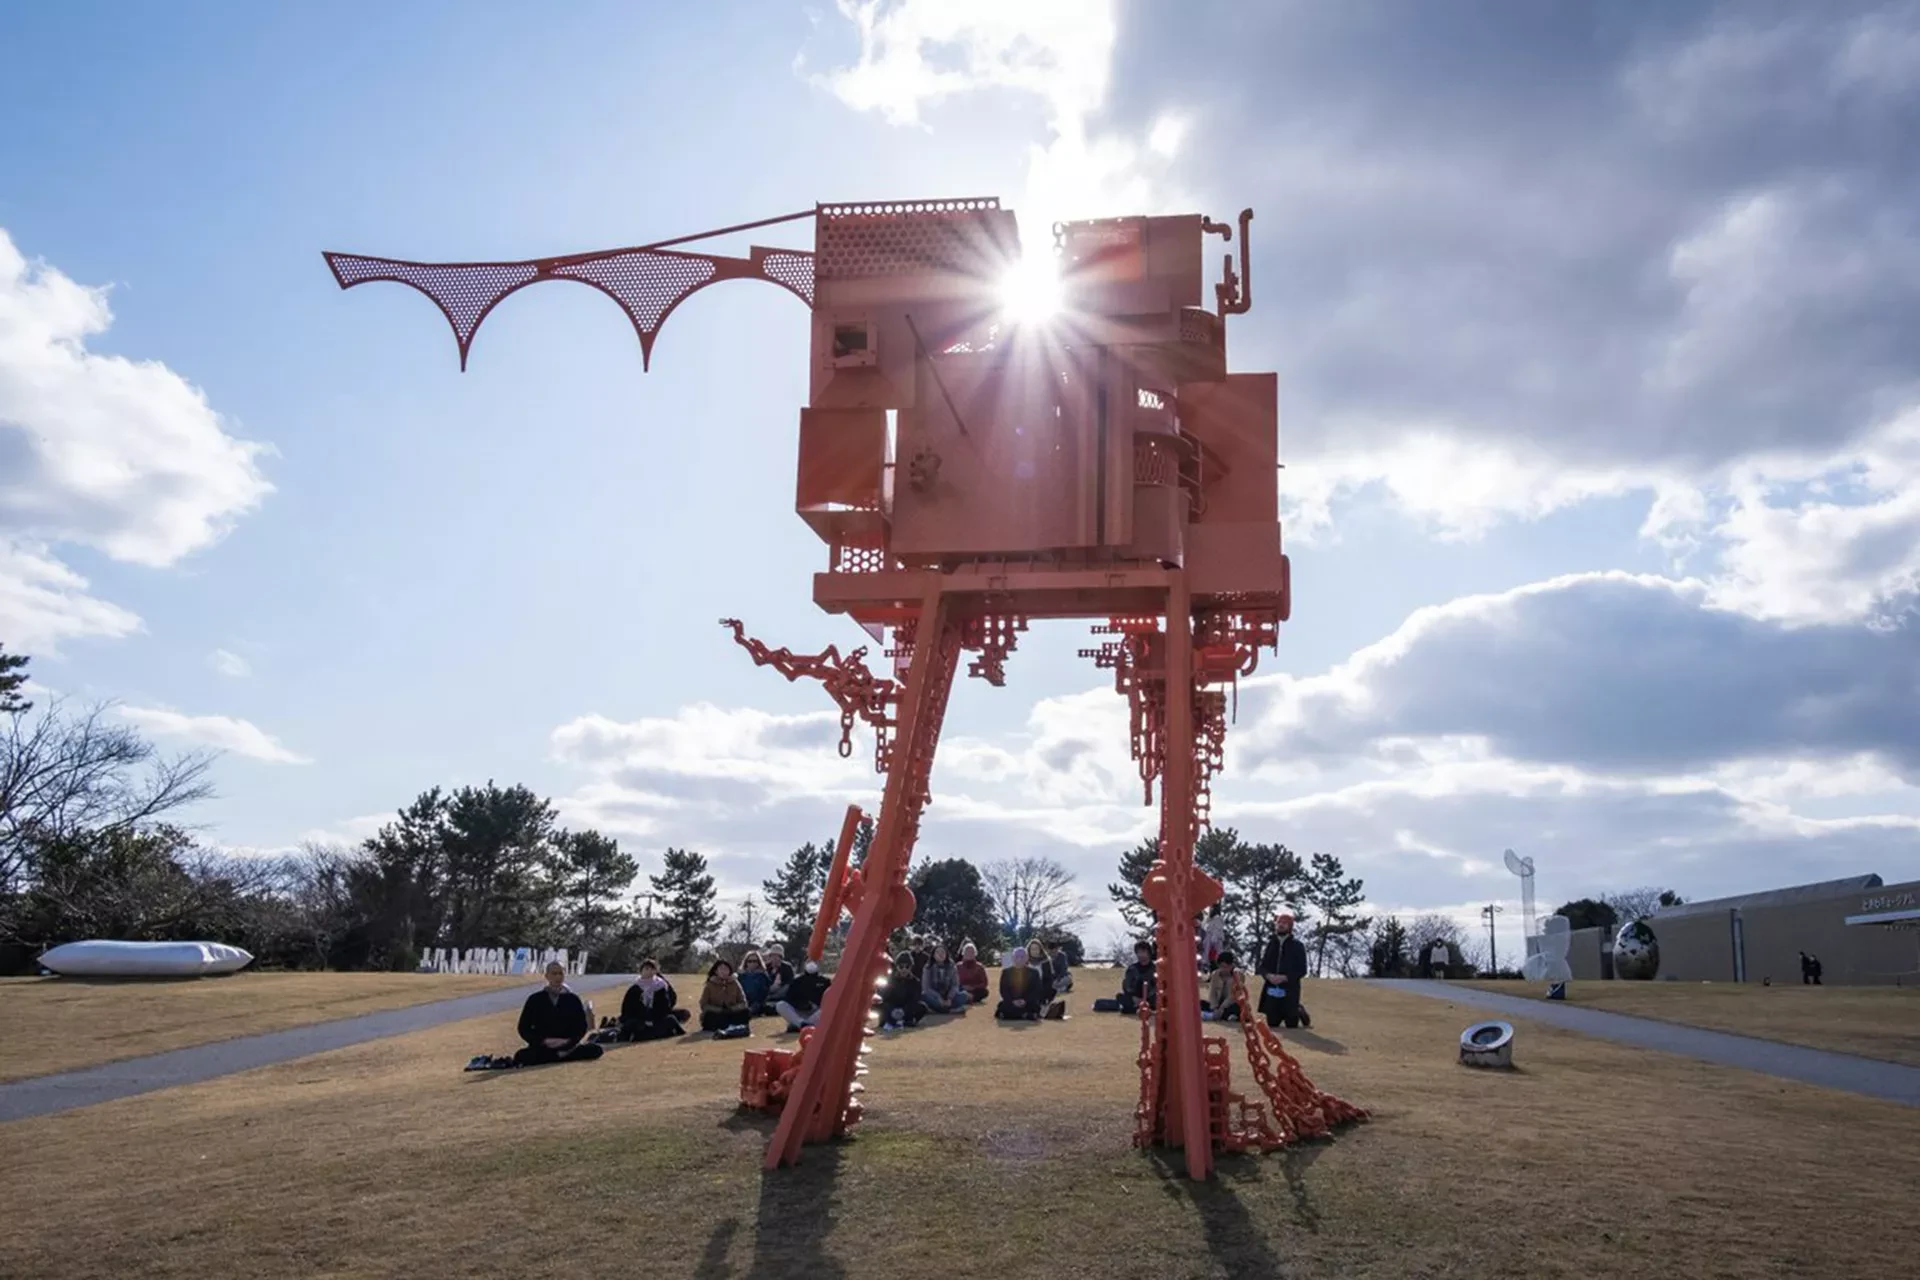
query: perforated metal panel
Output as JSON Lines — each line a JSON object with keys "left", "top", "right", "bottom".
{"left": 761, "top": 251, "right": 815, "bottom": 305}
{"left": 324, "top": 246, "right": 815, "bottom": 370}
{"left": 549, "top": 251, "right": 717, "bottom": 368}
{"left": 816, "top": 199, "right": 1015, "bottom": 283}
{"left": 325, "top": 255, "right": 540, "bottom": 369}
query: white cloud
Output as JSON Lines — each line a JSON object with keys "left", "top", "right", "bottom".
{"left": 1701, "top": 410, "right": 1920, "bottom": 626}
{"left": 0, "top": 538, "right": 141, "bottom": 653}
{"left": 816, "top": 0, "right": 1191, "bottom": 231}
{"left": 208, "top": 648, "right": 252, "bottom": 678}
{"left": 116, "top": 705, "right": 311, "bottom": 765}
{"left": 296, "top": 812, "right": 391, "bottom": 848}
{"left": 0, "top": 227, "right": 271, "bottom": 652}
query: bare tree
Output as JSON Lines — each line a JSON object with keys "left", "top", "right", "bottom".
{"left": 1, "top": 699, "right": 215, "bottom": 936}
{"left": 981, "top": 856, "right": 1091, "bottom": 941}
{"left": 1603, "top": 886, "right": 1677, "bottom": 924}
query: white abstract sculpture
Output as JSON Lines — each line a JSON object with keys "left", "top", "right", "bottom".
{"left": 1503, "top": 848, "right": 1537, "bottom": 954}
{"left": 1522, "top": 914, "right": 1574, "bottom": 985}
{"left": 39, "top": 940, "right": 253, "bottom": 977}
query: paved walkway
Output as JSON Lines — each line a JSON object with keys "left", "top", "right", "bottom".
{"left": 0, "top": 973, "right": 634, "bottom": 1124}
{"left": 1376, "top": 979, "right": 1920, "bottom": 1107}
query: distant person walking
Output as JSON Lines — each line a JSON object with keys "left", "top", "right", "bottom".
{"left": 1800, "top": 951, "right": 1824, "bottom": 985}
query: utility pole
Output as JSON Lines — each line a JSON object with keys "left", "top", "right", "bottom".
{"left": 1480, "top": 903, "right": 1504, "bottom": 975}
{"left": 742, "top": 894, "right": 760, "bottom": 945}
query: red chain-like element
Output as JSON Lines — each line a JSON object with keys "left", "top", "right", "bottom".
{"left": 721, "top": 618, "right": 900, "bottom": 772}
{"left": 1133, "top": 1000, "right": 1162, "bottom": 1148}
{"left": 962, "top": 614, "right": 1027, "bottom": 687}
{"left": 1228, "top": 972, "right": 1369, "bottom": 1144}
{"left": 1092, "top": 604, "right": 1364, "bottom": 1161}
{"left": 1079, "top": 617, "right": 1167, "bottom": 804}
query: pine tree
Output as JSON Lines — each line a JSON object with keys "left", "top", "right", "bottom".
{"left": 1299, "top": 851, "right": 1367, "bottom": 977}
{"left": 651, "top": 847, "right": 719, "bottom": 966}
{"left": 0, "top": 643, "right": 30, "bottom": 714}
{"left": 762, "top": 839, "right": 831, "bottom": 954}
{"left": 1108, "top": 836, "right": 1160, "bottom": 934}
{"left": 554, "top": 828, "right": 638, "bottom": 956}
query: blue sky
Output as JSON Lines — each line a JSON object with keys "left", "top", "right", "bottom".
{"left": 3, "top": 1, "right": 1917, "bottom": 960}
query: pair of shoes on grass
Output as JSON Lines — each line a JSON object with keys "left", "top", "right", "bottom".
{"left": 464, "top": 1054, "right": 518, "bottom": 1072}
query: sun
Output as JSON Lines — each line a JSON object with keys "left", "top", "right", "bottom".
{"left": 997, "top": 255, "right": 1064, "bottom": 325}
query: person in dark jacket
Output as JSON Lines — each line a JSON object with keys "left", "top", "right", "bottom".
{"left": 763, "top": 942, "right": 796, "bottom": 1007}
{"left": 1116, "top": 940, "right": 1157, "bottom": 1014}
{"left": 1256, "top": 911, "right": 1310, "bottom": 1029}
{"left": 514, "top": 961, "right": 604, "bottom": 1065}
{"left": 995, "top": 946, "right": 1045, "bottom": 1020}
{"left": 737, "top": 950, "right": 773, "bottom": 1015}
{"left": 776, "top": 959, "right": 831, "bottom": 1031}
{"left": 618, "top": 958, "right": 690, "bottom": 1041}
{"left": 879, "top": 952, "right": 929, "bottom": 1028}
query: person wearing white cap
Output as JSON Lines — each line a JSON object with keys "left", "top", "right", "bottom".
{"left": 1255, "top": 910, "right": 1311, "bottom": 1030}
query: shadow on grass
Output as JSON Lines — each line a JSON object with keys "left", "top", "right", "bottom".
{"left": 1284, "top": 1029, "right": 1349, "bottom": 1055}
{"left": 747, "top": 1143, "right": 847, "bottom": 1280}
{"left": 1148, "top": 1144, "right": 1329, "bottom": 1280}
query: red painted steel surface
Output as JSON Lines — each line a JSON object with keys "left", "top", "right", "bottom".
{"left": 326, "top": 199, "right": 1363, "bottom": 1178}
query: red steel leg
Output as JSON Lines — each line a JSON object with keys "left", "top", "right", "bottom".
{"left": 766, "top": 588, "right": 959, "bottom": 1169}
{"left": 1143, "top": 574, "right": 1219, "bottom": 1180}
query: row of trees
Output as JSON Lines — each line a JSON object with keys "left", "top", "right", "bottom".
{"left": 1108, "top": 829, "right": 1370, "bottom": 976}
{"left": 1554, "top": 888, "right": 1685, "bottom": 933}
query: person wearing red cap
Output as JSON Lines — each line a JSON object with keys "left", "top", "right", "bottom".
{"left": 1256, "top": 910, "right": 1311, "bottom": 1029}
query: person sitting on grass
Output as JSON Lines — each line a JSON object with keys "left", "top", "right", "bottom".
{"left": 512, "top": 961, "right": 604, "bottom": 1065}
{"left": 618, "top": 958, "right": 690, "bottom": 1041}
{"left": 1028, "top": 938, "right": 1069, "bottom": 1020}
{"left": 909, "top": 934, "right": 935, "bottom": 982}
{"left": 699, "top": 959, "right": 753, "bottom": 1034}
{"left": 921, "top": 942, "right": 968, "bottom": 1014}
{"left": 879, "top": 952, "right": 929, "bottom": 1028}
{"left": 763, "top": 942, "right": 796, "bottom": 1007}
{"left": 776, "top": 959, "right": 831, "bottom": 1031}
{"left": 1116, "top": 941, "right": 1157, "bottom": 1015}
{"left": 1202, "top": 951, "right": 1241, "bottom": 1022}
{"left": 955, "top": 941, "right": 991, "bottom": 1006}
{"left": 995, "top": 946, "right": 1045, "bottom": 1021}
{"left": 737, "top": 950, "right": 773, "bottom": 1016}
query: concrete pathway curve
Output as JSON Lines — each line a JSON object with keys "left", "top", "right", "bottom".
{"left": 1376, "top": 979, "right": 1920, "bottom": 1107}
{"left": 0, "top": 973, "right": 634, "bottom": 1124}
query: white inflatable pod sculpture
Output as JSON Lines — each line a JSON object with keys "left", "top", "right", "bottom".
{"left": 38, "top": 940, "right": 253, "bottom": 977}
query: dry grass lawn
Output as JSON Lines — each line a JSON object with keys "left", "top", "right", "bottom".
{"left": 3, "top": 979, "right": 1917, "bottom": 1279}
{"left": 1463, "top": 979, "right": 1920, "bottom": 1067}
{"left": 0, "top": 972, "right": 528, "bottom": 1081}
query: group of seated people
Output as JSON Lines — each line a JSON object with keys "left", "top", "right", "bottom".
{"left": 1097, "top": 910, "right": 1312, "bottom": 1030}
{"left": 474, "top": 932, "right": 1087, "bottom": 1069}
{"left": 673, "top": 944, "right": 835, "bottom": 1038}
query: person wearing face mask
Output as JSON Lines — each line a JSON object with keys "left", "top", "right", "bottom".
{"left": 618, "top": 957, "right": 690, "bottom": 1041}
{"left": 775, "top": 958, "right": 832, "bottom": 1031}
{"left": 1256, "top": 911, "right": 1311, "bottom": 1030}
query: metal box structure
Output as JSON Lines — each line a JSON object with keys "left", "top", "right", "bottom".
{"left": 325, "top": 195, "right": 1361, "bottom": 1182}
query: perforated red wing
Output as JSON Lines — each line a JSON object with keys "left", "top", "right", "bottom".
{"left": 323, "top": 246, "right": 813, "bottom": 370}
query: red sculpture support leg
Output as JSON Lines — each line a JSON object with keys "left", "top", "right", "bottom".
{"left": 1141, "top": 576, "right": 1223, "bottom": 1181}
{"left": 765, "top": 588, "right": 960, "bottom": 1169}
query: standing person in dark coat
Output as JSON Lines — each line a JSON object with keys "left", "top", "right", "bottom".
{"left": 1256, "top": 911, "right": 1310, "bottom": 1030}
{"left": 514, "top": 961, "right": 604, "bottom": 1065}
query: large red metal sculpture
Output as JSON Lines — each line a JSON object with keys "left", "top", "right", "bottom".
{"left": 327, "top": 196, "right": 1364, "bottom": 1179}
